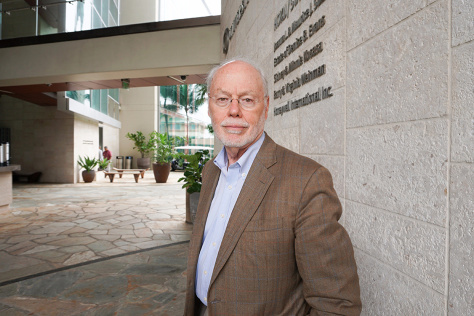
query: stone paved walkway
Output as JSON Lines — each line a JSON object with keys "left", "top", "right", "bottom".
{"left": 0, "top": 171, "right": 191, "bottom": 314}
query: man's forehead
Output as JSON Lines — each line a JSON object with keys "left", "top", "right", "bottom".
{"left": 216, "top": 60, "right": 258, "bottom": 76}
{"left": 214, "top": 88, "right": 258, "bottom": 96}
{"left": 211, "top": 62, "right": 264, "bottom": 92}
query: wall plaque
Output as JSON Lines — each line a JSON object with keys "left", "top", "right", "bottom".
{"left": 273, "top": 0, "right": 331, "bottom": 116}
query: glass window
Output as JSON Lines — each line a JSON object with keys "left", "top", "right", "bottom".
{"left": 101, "top": 0, "right": 109, "bottom": 20}
{"left": 159, "top": 84, "right": 212, "bottom": 148}
{"left": 108, "top": 89, "right": 119, "bottom": 103}
{"left": 109, "top": 0, "right": 118, "bottom": 23}
{"left": 1, "top": 0, "right": 222, "bottom": 40}
{"left": 91, "top": 7, "right": 103, "bottom": 29}
{"left": 91, "top": 90, "right": 100, "bottom": 111}
{"left": 1, "top": 0, "right": 36, "bottom": 39}
{"left": 100, "top": 89, "right": 108, "bottom": 114}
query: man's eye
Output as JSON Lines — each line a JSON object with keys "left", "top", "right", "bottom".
{"left": 242, "top": 98, "right": 254, "bottom": 103}
{"left": 217, "top": 97, "right": 229, "bottom": 102}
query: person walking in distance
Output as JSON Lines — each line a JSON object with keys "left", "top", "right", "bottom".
{"left": 102, "top": 146, "right": 112, "bottom": 171}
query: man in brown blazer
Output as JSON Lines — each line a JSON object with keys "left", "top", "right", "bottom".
{"left": 185, "top": 58, "right": 361, "bottom": 315}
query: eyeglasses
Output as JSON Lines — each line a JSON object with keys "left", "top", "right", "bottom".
{"left": 209, "top": 95, "right": 261, "bottom": 109}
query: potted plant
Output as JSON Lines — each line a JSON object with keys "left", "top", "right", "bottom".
{"left": 125, "top": 131, "right": 157, "bottom": 169}
{"left": 152, "top": 132, "right": 177, "bottom": 183}
{"left": 78, "top": 155, "right": 98, "bottom": 183}
{"left": 178, "top": 150, "right": 210, "bottom": 223}
{"left": 97, "top": 158, "right": 109, "bottom": 171}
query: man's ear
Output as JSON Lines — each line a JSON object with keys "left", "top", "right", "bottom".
{"left": 264, "top": 96, "right": 270, "bottom": 119}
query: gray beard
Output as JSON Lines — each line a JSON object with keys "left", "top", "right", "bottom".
{"left": 212, "top": 111, "right": 266, "bottom": 148}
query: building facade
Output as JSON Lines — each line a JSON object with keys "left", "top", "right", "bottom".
{"left": 219, "top": 0, "right": 472, "bottom": 315}
{"left": 0, "top": 0, "right": 472, "bottom": 315}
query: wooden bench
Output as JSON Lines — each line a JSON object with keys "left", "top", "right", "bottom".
{"left": 103, "top": 171, "right": 142, "bottom": 183}
{"left": 112, "top": 168, "right": 148, "bottom": 178}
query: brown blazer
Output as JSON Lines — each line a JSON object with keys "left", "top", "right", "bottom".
{"left": 185, "top": 135, "right": 361, "bottom": 315}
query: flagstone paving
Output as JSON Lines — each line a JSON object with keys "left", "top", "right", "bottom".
{"left": 0, "top": 242, "right": 189, "bottom": 315}
{"left": 0, "top": 171, "right": 192, "bottom": 314}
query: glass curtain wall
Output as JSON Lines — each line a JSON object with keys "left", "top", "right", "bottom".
{"left": 0, "top": 0, "right": 220, "bottom": 40}
{"left": 66, "top": 89, "right": 120, "bottom": 120}
{"left": 0, "top": 0, "right": 119, "bottom": 40}
{"left": 159, "top": 84, "right": 213, "bottom": 150}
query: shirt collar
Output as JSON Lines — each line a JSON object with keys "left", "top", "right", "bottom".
{"left": 214, "top": 133, "right": 265, "bottom": 172}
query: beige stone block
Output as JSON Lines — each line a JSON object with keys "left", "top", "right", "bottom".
{"left": 272, "top": 127, "right": 299, "bottom": 153}
{"left": 354, "top": 249, "right": 444, "bottom": 316}
{"left": 452, "top": 0, "right": 474, "bottom": 46}
{"left": 346, "top": 201, "right": 445, "bottom": 292}
{"left": 256, "top": 0, "right": 275, "bottom": 40}
{"left": 255, "top": 11, "right": 274, "bottom": 67}
{"left": 346, "top": 120, "right": 448, "bottom": 226}
{"left": 347, "top": 0, "right": 438, "bottom": 49}
{"left": 451, "top": 41, "right": 474, "bottom": 163}
{"left": 448, "top": 163, "right": 474, "bottom": 315}
{"left": 303, "top": 18, "right": 346, "bottom": 91}
{"left": 347, "top": 1, "right": 448, "bottom": 127}
{"left": 300, "top": 87, "right": 344, "bottom": 155}
{"left": 272, "top": 103, "right": 300, "bottom": 130}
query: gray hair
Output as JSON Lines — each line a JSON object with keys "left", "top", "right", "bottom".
{"left": 206, "top": 57, "right": 269, "bottom": 97}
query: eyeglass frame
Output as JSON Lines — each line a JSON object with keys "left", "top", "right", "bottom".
{"left": 208, "top": 94, "right": 267, "bottom": 109}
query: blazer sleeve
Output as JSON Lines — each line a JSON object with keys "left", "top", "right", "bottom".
{"left": 295, "top": 166, "right": 362, "bottom": 315}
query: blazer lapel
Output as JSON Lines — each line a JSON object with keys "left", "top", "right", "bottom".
{"left": 210, "top": 135, "right": 277, "bottom": 286}
{"left": 193, "top": 162, "right": 220, "bottom": 231}
{"left": 187, "top": 162, "right": 220, "bottom": 286}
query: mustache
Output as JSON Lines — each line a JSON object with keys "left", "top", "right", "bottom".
{"left": 220, "top": 119, "right": 250, "bottom": 128}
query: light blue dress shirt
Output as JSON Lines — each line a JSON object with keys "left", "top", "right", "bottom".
{"left": 195, "top": 133, "right": 265, "bottom": 305}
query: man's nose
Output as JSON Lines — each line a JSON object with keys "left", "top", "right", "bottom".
{"left": 228, "top": 99, "right": 242, "bottom": 117}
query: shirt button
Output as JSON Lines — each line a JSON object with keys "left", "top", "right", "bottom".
{"left": 228, "top": 185, "right": 232, "bottom": 190}
{"left": 204, "top": 297, "right": 207, "bottom": 302}
{"left": 220, "top": 214, "right": 225, "bottom": 218}
{"left": 242, "top": 173, "right": 246, "bottom": 178}
{"left": 204, "top": 270, "right": 208, "bottom": 275}
{"left": 212, "top": 242, "right": 216, "bottom": 247}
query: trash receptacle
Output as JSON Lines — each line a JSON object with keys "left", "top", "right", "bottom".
{"left": 125, "top": 156, "right": 133, "bottom": 169}
{"left": 115, "top": 156, "right": 124, "bottom": 169}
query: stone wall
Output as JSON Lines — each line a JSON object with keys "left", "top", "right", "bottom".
{"left": 0, "top": 95, "right": 75, "bottom": 183}
{"left": 220, "top": 0, "right": 473, "bottom": 314}
{"left": 119, "top": 86, "right": 158, "bottom": 169}
{"left": 0, "top": 96, "right": 119, "bottom": 184}
{"left": 74, "top": 116, "right": 101, "bottom": 183}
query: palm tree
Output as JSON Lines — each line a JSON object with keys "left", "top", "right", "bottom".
{"left": 159, "top": 85, "right": 178, "bottom": 137}
{"left": 178, "top": 84, "right": 207, "bottom": 145}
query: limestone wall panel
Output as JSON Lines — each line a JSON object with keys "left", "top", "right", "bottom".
{"left": 345, "top": 201, "right": 445, "bottom": 292}
{"left": 452, "top": 0, "right": 474, "bottom": 46}
{"left": 347, "top": 0, "right": 438, "bottom": 50}
{"left": 272, "top": 105, "right": 300, "bottom": 130}
{"left": 451, "top": 41, "right": 474, "bottom": 163}
{"left": 347, "top": 1, "right": 449, "bottom": 128}
{"left": 354, "top": 249, "right": 444, "bottom": 316}
{"left": 300, "top": 87, "right": 344, "bottom": 155}
{"left": 74, "top": 117, "right": 100, "bottom": 183}
{"left": 271, "top": 127, "right": 299, "bottom": 153}
{"left": 0, "top": 96, "right": 75, "bottom": 183}
{"left": 346, "top": 120, "right": 448, "bottom": 226}
{"left": 448, "top": 164, "right": 474, "bottom": 315}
